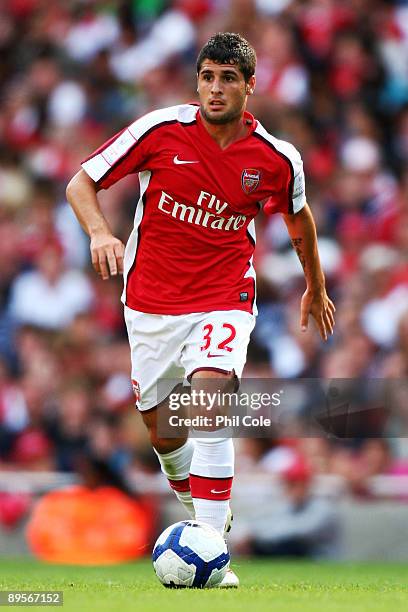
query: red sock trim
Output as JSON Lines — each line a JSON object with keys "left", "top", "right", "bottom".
{"left": 189, "top": 474, "right": 233, "bottom": 500}
{"left": 168, "top": 477, "right": 190, "bottom": 493}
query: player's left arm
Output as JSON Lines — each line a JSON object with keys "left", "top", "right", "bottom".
{"left": 282, "top": 203, "right": 335, "bottom": 341}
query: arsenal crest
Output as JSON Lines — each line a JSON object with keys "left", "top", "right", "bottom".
{"left": 241, "top": 168, "right": 261, "bottom": 194}
{"left": 131, "top": 379, "right": 141, "bottom": 404}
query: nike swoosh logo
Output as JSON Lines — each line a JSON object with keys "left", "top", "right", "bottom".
{"left": 210, "top": 489, "right": 230, "bottom": 494}
{"left": 173, "top": 155, "right": 199, "bottom": 165}
{"left": 207, "top": 353, "right": 224, "bottom": 358}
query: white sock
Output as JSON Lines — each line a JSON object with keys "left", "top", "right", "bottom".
{"left": 154, "top": 439, "right": 195, "bottom": 518}
{"left": 189, "top": 434, "right": 234, "bottom": 534}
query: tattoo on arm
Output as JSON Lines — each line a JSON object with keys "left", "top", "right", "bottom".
{"left": 291, "top": 237, "right": 306, "bottom": 271}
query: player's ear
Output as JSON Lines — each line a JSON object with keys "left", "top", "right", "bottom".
{"left": 246, "top": 75, "right": 256, "bottom": 95}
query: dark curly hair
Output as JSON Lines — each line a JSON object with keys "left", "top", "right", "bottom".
{"left": 196, "top": 32, "right": 256, "bottom": 82}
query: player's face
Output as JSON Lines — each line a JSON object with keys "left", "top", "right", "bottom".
{"left": 197, "top": 60, "right": 255, "bottom": 125}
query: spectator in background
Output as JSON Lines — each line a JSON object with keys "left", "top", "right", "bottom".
{"left": 255, "top": 19, "right": 309, "bottom": 107}
{"left": 248, "top": 457, "right": 341, "bottom": 558}
{"left": 45, "top": 381, "right": 91, "bottom": 473}
{"left": 8, "top": 241, "right": 94, "bottom": 330}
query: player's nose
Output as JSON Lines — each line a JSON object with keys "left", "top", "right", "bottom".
{"left": 210, "top": 79, "right": 222, "bottom": 94}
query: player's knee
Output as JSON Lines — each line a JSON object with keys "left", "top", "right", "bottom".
{"left": 191, "top": 368, "right": 236, "bottom": 388}
{"left": 190, "top": 369, "right": 237, "bottom": 428}
{"left": 190, "top": 369, "right": 237, "bottom": 403}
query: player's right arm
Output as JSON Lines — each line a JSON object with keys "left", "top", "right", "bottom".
{"left": 66, "top": 169, "right": 124, "bottom": 280}
{"left": 67, "top": 106, "right": 182, "bottom": 279}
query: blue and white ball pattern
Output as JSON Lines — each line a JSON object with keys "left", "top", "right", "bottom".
{"left": 152, "top": 520, "right": 230, "bottom": 588}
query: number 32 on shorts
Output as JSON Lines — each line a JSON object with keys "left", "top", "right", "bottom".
{"left": 200, "top": 323, "right": 236, "bottom": 353}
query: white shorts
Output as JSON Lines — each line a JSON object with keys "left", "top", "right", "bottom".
{"left": 124, "top": 307, "right": 255, "bottom": 411}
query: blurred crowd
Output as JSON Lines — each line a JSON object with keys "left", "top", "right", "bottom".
{"left": 1, "top": 0, "right": 408, "bottom": 532}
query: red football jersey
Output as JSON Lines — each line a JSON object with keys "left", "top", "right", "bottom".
{"left": 81, "top": 104, "right": 306, "bottom": 315}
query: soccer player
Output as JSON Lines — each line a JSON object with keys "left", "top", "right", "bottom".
{"left": 66, "top": 32, "right": 335, "bottom": 587}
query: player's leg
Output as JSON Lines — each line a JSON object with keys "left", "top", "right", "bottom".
{"left": 141, "top": 401, "right": 195, "bottom": 518}
{"left": 181, "top": 309, "right": 255, "bottom": 535}
{"left": 124, "top": 306, "right": 196, "bottom": 518}
{"left": 187, "top": 369, "right": 239, "bottom": 588}
{"left": 188, "top": 369, "right": 236, "bottom": 534}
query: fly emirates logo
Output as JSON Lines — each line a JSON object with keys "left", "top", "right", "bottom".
{"left": 157, "top": 190, "right": 247, "bottom": 231}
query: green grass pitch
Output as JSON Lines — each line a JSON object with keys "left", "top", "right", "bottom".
{"left": 0, "top": 558, "right": 407, "bottom": 612}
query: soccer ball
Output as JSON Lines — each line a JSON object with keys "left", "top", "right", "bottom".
{"left": 152, "top": 520, "right": 230, "bottom": 588}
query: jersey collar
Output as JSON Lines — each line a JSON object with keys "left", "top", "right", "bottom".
{"left": 195, "top": 108, "right": 257, "bottom": 153}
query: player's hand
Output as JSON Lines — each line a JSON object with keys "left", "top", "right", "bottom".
{"left": 300, "top": 287, "right": 335, "bottom": 341}
{"left": 90, "top": 232, "right": 125, "bottom": 280}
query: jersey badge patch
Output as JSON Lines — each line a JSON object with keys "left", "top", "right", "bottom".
{"left": 131, "top": 379, "right": 141, "bottom": 403}
{"left": 241, "top": 168, "right": 261, "bottom": 194}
